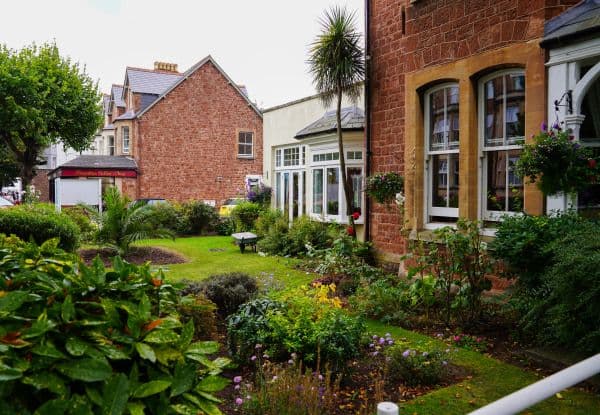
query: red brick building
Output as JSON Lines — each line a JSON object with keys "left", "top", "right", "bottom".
{"left": 106, "top": 57, "right": 263, "bottom": 205}
{"left": 366, "top": 0, "right": 580, "bottom": 263}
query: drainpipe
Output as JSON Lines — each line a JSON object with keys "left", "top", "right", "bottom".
{"left": 364, "top": 0, "right": 372, "bottom": 242}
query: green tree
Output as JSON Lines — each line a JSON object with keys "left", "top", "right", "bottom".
{"left": 0, "top": 42, "right": 102, "bottom": 188}
{"left": 0, "top": 143, "right": 20, "bottom": 188}
{"left": 308, "top": 6, "right": 365, "bottom": 234}
{"left": 86, "top": 187, "right": 174, "bottom": 255}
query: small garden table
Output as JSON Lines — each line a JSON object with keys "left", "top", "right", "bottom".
{"left": 231, "top": 232, "right": 258, "bottom": 253}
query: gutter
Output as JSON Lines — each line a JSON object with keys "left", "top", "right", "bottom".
{"left": 364, "top": 0, "right": 372, "bottom": 242}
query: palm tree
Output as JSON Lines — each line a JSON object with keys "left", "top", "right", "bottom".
{"left": 308, "top": 6, "right": 365, "bottom": 235}
{"left": 86, "top": 187, "right": 174, "bottom": 255}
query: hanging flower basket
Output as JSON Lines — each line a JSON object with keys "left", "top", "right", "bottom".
{"left": 365, "top": 172, "right": 404, "bottom": 204}
{"left": 516, "top": 125, "right": 599, "bottom": 195}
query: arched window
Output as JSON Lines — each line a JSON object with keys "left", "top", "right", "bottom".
{"left": 479, "top": 70, "right": 525, "bottom": 221}
{"left": 424, "top": 84, "right": 459, "bottom": 223}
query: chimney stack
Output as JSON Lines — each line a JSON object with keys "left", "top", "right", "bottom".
{"left": 154, "top": 61, "right": 178, "bottom": 72}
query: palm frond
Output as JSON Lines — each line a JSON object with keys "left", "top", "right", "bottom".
{"left": 307, "top": 6, "right": 365, "bottom": 107}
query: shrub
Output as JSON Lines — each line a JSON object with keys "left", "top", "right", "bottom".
{"left": 349, "top": 278, "right": 410, "bottom": 325}
{"left": 62, "top": 206, "right": 96, "bottom": 242}
{"left": 247, "top": 184, "right": 272, "bottom": 207}
{"left": 198, "top": 272, "right": 259, "bottom": 317}
{"left": 179, "top": 201, "right": 219, "bottom": 235}
{"left": 177, "top": 289, "right": 219, "bottom": 341}
{"left": 256, "top": 213, "right": 290, "bottom": 255}
{"left": 215, "top": 216, "right": 236, "bottom": 236}
{"left": 231, "top": 201, "right": 262, "bottom": 232}
{"left": 147, "top": 202, "right": 189, "bottom": 235}
{"left": 0, "top": 236, "right": 230, "bottom": 414}
{"left": 0, "top": 203, "right": 80, "bottom": 251}
{"left": 521, "top": 221, "right": 600, "bottom": 353}
{"left": 227, "top": 298, "right": 284, "bottom": 362}
{"left": 385, "top": 347, "right": 449, "bottom": 386}
{"left": 491, "top": 212, "right": 584, "bottom": 288}
{"left": 228, "top": 285, "right": 365, "bottom": 373}
{"left": 285, "top": 216, "right": 332, "bottom": 256}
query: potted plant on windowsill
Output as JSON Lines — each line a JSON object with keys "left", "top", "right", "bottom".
{"left": 516, "top": 124, "right": 599, "bottom": 196}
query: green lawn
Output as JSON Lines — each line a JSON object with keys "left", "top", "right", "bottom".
{"left": 140, "top": 236, "right": 600, "bottom": 415}
{"left": 137, "top": 236, "right": 313, "bottom": 289}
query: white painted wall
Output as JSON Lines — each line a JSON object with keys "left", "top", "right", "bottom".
{"left": 262, "top": 89, "right": 364, "bottom": 186}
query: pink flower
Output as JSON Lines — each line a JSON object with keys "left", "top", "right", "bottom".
{"left": 234, "top": 376, "right": 242, "bottom": 384}
{"left": 250, "top": 355, "right": 257, "bottom": 361}
{"left": 235, "top": 398, "right": 243, "bottom": 405}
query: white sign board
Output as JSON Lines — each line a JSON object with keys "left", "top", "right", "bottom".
{"left": 59, "top": 179, "right": 101, "bottom": 206}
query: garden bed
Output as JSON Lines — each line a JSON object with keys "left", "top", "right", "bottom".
{"left": 79, "top": 246, "right": 187, "bottom": 266}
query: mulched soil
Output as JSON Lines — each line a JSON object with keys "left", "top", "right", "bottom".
{"left": 78, "top": 246, "right": 187, "bottom": 267}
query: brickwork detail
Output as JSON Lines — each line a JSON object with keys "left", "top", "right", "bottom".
{"left": 136, "top": 61, "right": 263, "bottom": 204}
{"left": 31, "top": 170, "right": 51, "bottom": 202}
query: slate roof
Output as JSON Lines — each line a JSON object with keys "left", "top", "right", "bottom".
{"left": 113, "top": 109, "right": 137, "bottom": 121}
{"left": 59, "top": 155, "right": 137, "bottom": 170}
{"left": 125, "top": 67, "right": 183, "bottom": 95}
{"left": 111, "top": 85, "right": 125, "bottom": 108}
{"left": 294, "top": 106, "right": 365, "bottom": 139}
{"left": 542, "top": 0, "right": 600, "bottom": 47}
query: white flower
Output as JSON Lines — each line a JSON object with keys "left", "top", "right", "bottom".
{"left": 395, "top": 192, "right": 405, "bottom": 206}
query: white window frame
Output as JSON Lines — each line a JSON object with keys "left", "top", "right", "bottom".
{"left": 478, "top": 69, "right": 526, "bottom": 222}
{"left": 309, "top": 147, "right": 364, "bottom": 224}
{"left": 237, "top": 131, "right": 254, "bottom": 158}
{"left": 424, "top": 83, "right": 460, "bottom": 227}
{"left": 122, "top": 127, "right": 130, "bottom": 154}
{"left": 108, "top": 135, "right": 115, "bottom": 156}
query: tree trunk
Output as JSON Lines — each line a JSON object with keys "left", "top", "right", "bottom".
{"left": 20, "top": 143, "right": 39, "bottom": 190}
{"left": 336, "top": 88, "right": 356, "bottom": 238}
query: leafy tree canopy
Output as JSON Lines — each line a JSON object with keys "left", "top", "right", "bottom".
{"left": 0, "top": 42, "right": 102, "bottom": 187}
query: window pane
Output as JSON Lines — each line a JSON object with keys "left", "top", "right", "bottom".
{"left": 447, "top": 86, "right": 459, "bottom": 148}
{"left": 313, "top": 169, "right": 323, "bottom": 214}
{"left": 578, "top": 148, "right": 600, "bottom": 218}
{"left": 484, "top": 77, "right": 504, "bottom": 147}
{"left": 275, "top": 172, "right": 281, "bottom": 209}
{"left": 431, "top": 154, "right": 459, "bottom": 208}
{"left": 486, "top": 150, "right": 523, "bottom": 212}
{"left": 348, "top": 167, "right": 362, "bottom": 214}
{"left": 275, "top": 150, "right": 281, "bottom": 167}
{"left": 283, "top": 172, "right": 289, "bottom": 215}
{"left": 326, "top": 168, "right": 339, "bottom": 215}
{"left": 505, "top": 74, "right": 525, "bottom": 143}
{"left": 429, "top": 89, "right": 446, "bottom": 151}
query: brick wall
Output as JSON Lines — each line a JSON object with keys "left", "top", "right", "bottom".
{"left": 31, "top": 170, "right": 50, "bottom": 202}
{"left": 136, "top": 60, "right": 263, "bottom": 204}
{"left": 368, "top": 0, "right": 579, "bottom": 260}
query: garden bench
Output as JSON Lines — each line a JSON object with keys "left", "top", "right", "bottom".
{"left": 231, "top": 232, "right": 258, "bottom": 253}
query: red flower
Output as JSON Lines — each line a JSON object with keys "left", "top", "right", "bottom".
{"left": 352, "top": 212, "right": 360, "bottom": 220}
{"left": 589, "top": 159, "right": 597, "bottom": 169}
{"left": 346, "top": 226, "right": 355, "bottom": 236}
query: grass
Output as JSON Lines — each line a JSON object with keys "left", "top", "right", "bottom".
{"left": 137, "top": 236, "right": 313, "bottom": 288}
{"left": 139, "top": 236, "right": 600, "bottom": 415}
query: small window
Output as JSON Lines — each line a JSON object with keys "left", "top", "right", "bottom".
{"left": 313, "top": 169, "right": 323, "bottom": 214}
{"left": 347, "top": 151, "right": 363, "bottom": 160}
{"left": 238, "top": 131, "right": 254, "bottom": 158}
{"left": 275, "top": 149, "right": 282, "bottom": 167}
{"left": 122, "top": 127, "right": 130, "bottom": 154}
{"left": 313, "top": 151, "right": 340, "bottom": 162}
{"left": 108, "top": 135, "right": 115, "bottom": 156}
{"left": 283, "top": 147, "right": 300, "bottom": 166}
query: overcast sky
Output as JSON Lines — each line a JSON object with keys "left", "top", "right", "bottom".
{"left": 1, "top": 0, "right": 364, "bottom": 109}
